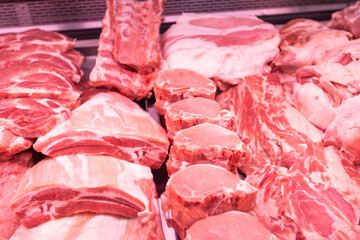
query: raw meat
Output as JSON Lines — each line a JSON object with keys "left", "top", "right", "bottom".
{"left": 10, "top": 154, "right": 158, "bottom": 228}
{"left": 274, "top": 19, "right": 351, "bottom": 73}
{"left": 185, "top": 211, "right": 276, "bottom": 240}
{"left": 0, "top": 152, "right": 33, "bottom": 240}
{"left": 166, "top": 123, "right": 251, "bottom": 175}
{"left": 0, "top": 127, "right": 33, "bottom": 161}
{"left": 11, "top": 212, "right": 165, "bottom": 240}
{"left": 216, "top": 73, "right": 322, "bottom": 174}
{"left": 161, "top": 13, "right": 280, "bottom": 88}
{"left": 324, "top": 95, "right": 360, "bottom": 163}
{"left": 113, "top": 0, "right": 163, "bottom": 74}
{"left": 161, "top": 164, "right": 257, "bottom": 238}
{"left": 0, "top": 98, "right": 71, "bottom": 138}
{"left": 164, "top": 97, "right": 236, "bottom": 140}
{"left": 90, "top": 0, "right": 162, "bottom": 100}
{"left": 0, "top": 28, "right": 75, "bottom": 52}
{"left": 33, "top": 91, "right": 169, "bottom": 169}
{"left": 154, "top": 69, "right": 217, "bottom": 115}
{"left": 328, "top": 1, "right": 360, "bottom": 38}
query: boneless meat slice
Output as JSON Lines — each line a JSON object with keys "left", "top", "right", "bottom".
{"left": 0, "top": 127, "right": 33, "bottom": 161}
{"left": 166, "top": 123, "right": 250, "bottom": 175}
{"left": 162, "top": 13, "right": 280, "bottom": 87}
{"left": 154, "top": 69, "right": 217, "bottom": 115}
{"left": 10, "top": 154, "right": 157, "bottom": 228}
{"left": 185, "top": 211, "right": 276, "bottom": 240}
{"left": 328, "top": 1, "right": 360, "bottom": 38}
{"left": 161, "top": 164, "right": 257, "bottom": 238}
{"left": 165, "top": 97, "right": 236, "bottom": 140}
{"left": 33, "top": 91, "right": 169, "bottom": 169}
{"left": 0, "top": 98, "right": 71, "bottom": 138}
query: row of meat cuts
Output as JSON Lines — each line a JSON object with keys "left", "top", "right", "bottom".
{"left": 2, "top": 0, "right": 360, "bottom": 239}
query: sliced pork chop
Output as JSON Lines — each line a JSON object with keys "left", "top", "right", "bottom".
{"left": 328, "top": 1, "right": 360, "bottom": 38}
{"left": 0, "top": 152, "right": 33, "bottom": 240}
{"left": 162, "top": 13, "right": 280, "bottom": 87}
{"left": 154, "top": 69, "right": 217, "bottom": 115}
{"left": 33, "top": 91, "right": 169, "bottom": 169}
{"left": 0, "top": 127, "right": 33, "bottom": 161}
{"left": 185, "top": 211, "right": 276, "bottom": 240}
{"left": 167, "top": 123, "right": 250, "bottom": 175}
{"left": 10, "top": 154, "right": 157, "bottom": 228}
{"left": 161, "top": 164, "right": 257, "bottom": 238}
{"left": 165, "top": 97, "right": 236, "bottom": 140}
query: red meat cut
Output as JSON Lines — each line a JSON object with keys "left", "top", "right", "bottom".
{"left": 328, "top": 1, "right": 360, "bottom": 38}
{"left": 161, "top": 164, "right": 257, "bottom": 238}
{"left": 0, "top": 127, "right": 33, "bottom": 161}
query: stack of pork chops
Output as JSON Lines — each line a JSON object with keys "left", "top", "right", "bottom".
{"left": 2, "top": 1, "right": 360, "bottom": 240}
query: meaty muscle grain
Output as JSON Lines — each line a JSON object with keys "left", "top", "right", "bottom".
{"left": 161, "top": 164, "right": 257, "bottom": 238}
{"left": 328, "top": 1, "right": 360, "bottom": 38}
{"left": 0, "top": 127, "right": 33, "bottom": 161}
{"left": 154, "top": 69, "right": 217, "bottom": 115}
{"left": 33, "top": 91, "right": 169, "bottom": 169}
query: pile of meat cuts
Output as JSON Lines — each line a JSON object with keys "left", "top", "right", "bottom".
{"left": 2, "top": 0, "right": 360, "bottom": 240}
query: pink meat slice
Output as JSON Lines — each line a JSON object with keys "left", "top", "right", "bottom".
{"left": 89, "top": 0, "right": 159, "bottom": 100}
{"left": 161, "top": 13, "right": 280, "bottom": 87}
{"left": 328, "top": 1, "right": 360, "bottom": 38}
{"left": 113, "top": 0, "right": 163, "bottom": 74}
{"left": 0, "top": 28, "right": 75, "bottom": 52}
{"left": 185, "top": 211, "right": 276, "bottom": 240}
{"left": 167, "top": 123, "right": 250, "bottom": 175}
{"left": 0, "top": 98, "right": 71, "bottom": 138}
{"left": 0, "top": 127, "right": 33, "bottom": 161}
{"left": 33, "top": 91, "right": 169, "bottom": 169}
{"left": 161, "top": 164, "right": 257, "bottom": 238}
{"left": 10, "top": 154, "right": 157, "bottom": 229}
{"left": 164, "top": 97, "right": 236, "bottom": 140}
{"left": 0, "top": 60, "right": 82, "bottom": 103}
{"left": 154, "top": 68, "right": 217, "bottom": 115}
{"left": 0, "top": 152, "right": 33, "bottom": 240}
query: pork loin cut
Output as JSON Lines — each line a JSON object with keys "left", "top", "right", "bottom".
{"left": 0, "top": 127, "right": 33, "bottom": 161}
{"left": 324, "top": 95, "right": 360, "bottom": 163}
{"left": 154, "top": 69, "right": 217, "bottom": 115}
{"left": 0, "top": 152, "right": 33, "bottom": 240}
{"left": 113, "top": 0, "right": 163, "bottom": 74}
{"left": 10, "top": 154, "right": 157, "bottom": 228}
{"left": 185, "top": 211, "right": 276, "bottom": 240}
{"left": 328, "top": 1, "right": 360, "bottom": 38}
{"left": 165, "top": 97, "right": 236, "bottom": 140}
{"left": 166, "top": 123, "right": 250, "bottom": 175}
{"left": 161, "top": 13, "right": 280, "bottom": 87}
{"left": 161, "top": 164, "right": 257, "bottom": 238}
{"left": 0, "top": 98, "right": 71, "bottom": 138}
{"left": 33, "top": 91, "right": 169, "bottom": 169}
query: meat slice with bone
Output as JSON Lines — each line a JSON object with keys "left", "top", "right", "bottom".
{"left": 10, "top": 154, "right": 158, "bottom": 229}
{"left": 161, "top": 13, "right": 280, "bottom": 88}
{"left": 185, "top": 211, "right": 276, "bottom": 240}
{"left": 0, "top": 127, "right": 33, "bottom": 161}
{"left": 0, "top": 152, "right": 33, "bottom": 240}
{"left": 90, "top": 0, "right": 163, "bottom": 100}
{"left": 33, "top": 91, "right": 169, "bottom": 169}
{"left": 161, "top": 164, "right": 257, "bottom": 238}
{"left": 154, "top": 68, "right": 217, "bottom": 115}
{"left": 166, "top": 123, "right": 251, "bottom": 175}
{"left": 164, "top": 97, "right": 236, "bottom": 140}
{"left": 328, "top": 1, "right": 360, "bottom": 38}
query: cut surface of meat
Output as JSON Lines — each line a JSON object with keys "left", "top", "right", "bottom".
{"left": 0, "top": 152, "right": 33, "bottom": 240}
{"left": 164, "top": 97, "right": 236, "bottom": 140}
{"left": 0, "top": 98, "right": 71, "bottom": 138}
{"left": 167, "top": 123, "right": 250, "bottom": 175}
{"left": 328, "top": 1, "right": 360, "bottom": 38}
{"left": 185, "top": 211, "right": 276, "bottom": 240}
{"left": 113, "top": 0, "right": 163, "bottom": 74}
{"left": 154, "top": 68, "right": 217, "bottom": 115}
{"left": 89, "top": 0, "right": 161, "bottom": 100}
{"left": 33, "top": 91, "right": 169, "bottom": 169}
{"left": 162, "top": 13, "right": 280, "bottom": 87}
{"left": 324, "top": 95, "right": 360, "bottom": 163}
{"left": 161, "top": 164, "right": 257, "bottom": 238}
{"left": 0, "top": 127, "right": 33, "bottom": 161}
{"left": 10, "top": 154, "right": 157, "bottom": 229}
